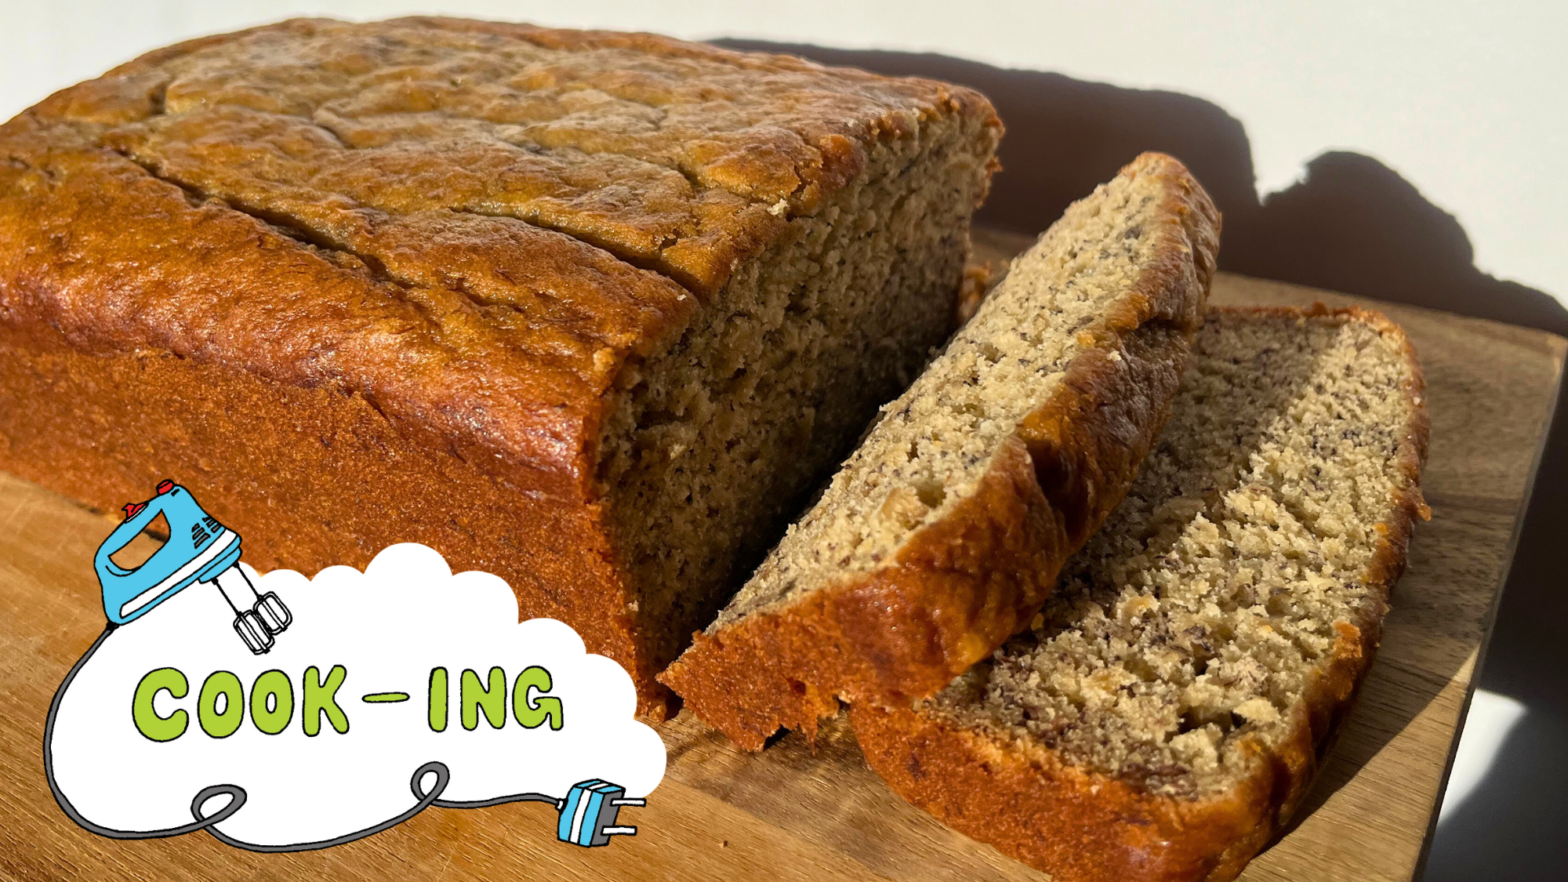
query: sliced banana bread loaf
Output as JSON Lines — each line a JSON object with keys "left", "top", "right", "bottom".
{"left": 661, "top": 153, "right": 1220, "bottom": 748}
{"left": 853, "top": 306, "right": 1430, "bottom": 882}
{"left": 0, "top": 17, "right": 1002, "bottom": 716}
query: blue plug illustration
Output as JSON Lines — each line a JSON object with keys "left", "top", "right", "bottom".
{"left": 93, "top": 480, "right": 291, "bottom": 654}
{"left": 557, "top": 780, "right": 643, "bottom": 847}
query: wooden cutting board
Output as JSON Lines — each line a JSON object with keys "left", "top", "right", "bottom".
{"left": 1, "top": 233, "right": 1562, "bottom": 881}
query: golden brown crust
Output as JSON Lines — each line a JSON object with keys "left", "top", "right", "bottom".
{"left": 0, "top": 17, "right": 1000, "bottom": 717}
{"left": 850, "top": 305, "right": 1430, "bottom": 882}
{"left": 22, "top": 15, "right": 1000, "bottom": 299}
{"left": 0, "top": 323, "right": 645, "bottom": 682}
{"left": 660, "top": 153, "right": 1221, "bottom": 748}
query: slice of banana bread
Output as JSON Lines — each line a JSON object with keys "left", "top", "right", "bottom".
{"left": 661, "top": 153, "right": 1220, "bottom": 748}
{"left": 0, "top": 17, "right": 1001, "bottom": 716}
{"left": 853, "top": 306, "right": 1430, "bottom": 882}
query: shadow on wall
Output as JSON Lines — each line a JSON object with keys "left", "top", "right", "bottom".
{"left": 716, "top": 40, "right": 1568, "bottom": 337}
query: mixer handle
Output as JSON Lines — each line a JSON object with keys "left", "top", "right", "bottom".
{"left": 94, "top": 492, "right": 170, "bottom": 578}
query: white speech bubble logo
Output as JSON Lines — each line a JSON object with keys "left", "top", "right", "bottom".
{"left": 46, "top": 543, "right": 666, "bottom": 849}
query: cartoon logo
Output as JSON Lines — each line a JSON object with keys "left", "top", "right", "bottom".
{"left": 45, "top": 480, "right": 662, "bottom": 852}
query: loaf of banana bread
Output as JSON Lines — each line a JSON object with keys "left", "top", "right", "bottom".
{"left": 852, "top": 307, "right": 1429, "bottom": 882}
{"left": 662, "top": 153, "right": 1220, "bottom": 747}
{"left": 0, "top": 17, "right": 1001, "bottom": 715}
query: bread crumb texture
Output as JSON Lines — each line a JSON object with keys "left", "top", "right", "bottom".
{"left": 602, "top": 105, "right": 994, "bottom": 670}
{"left": 927, "top": 308, "right": 1424, "bottom": 798}
{"left": 716, "top": 158, "right": 1186, "bottom": 626}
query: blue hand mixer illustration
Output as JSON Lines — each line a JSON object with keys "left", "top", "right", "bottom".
{"left": 93, "top": 480, "right": 292, "bottom": 653}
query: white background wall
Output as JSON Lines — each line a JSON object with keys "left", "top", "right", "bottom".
{"left": 2, "top": 0, "right": 1563, "bottom": 304}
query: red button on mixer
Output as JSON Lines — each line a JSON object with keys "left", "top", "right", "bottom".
{"left": 123, "top": 501, "right": 147, "bottom": 520}
{"left": 156, "top": 480, "right": 174, "bottom": 494}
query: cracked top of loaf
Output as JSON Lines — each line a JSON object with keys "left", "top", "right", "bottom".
{"left": 0, "top": 16, "right": 998, "bottom": 493}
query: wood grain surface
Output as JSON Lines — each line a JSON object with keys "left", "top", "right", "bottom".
{"left": 1, "top": 232, "right": 1561, "bottom": 880}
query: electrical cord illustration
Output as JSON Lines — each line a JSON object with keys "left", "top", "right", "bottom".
{"left": 44, "top": 623, "right": 644, "bottom": 852}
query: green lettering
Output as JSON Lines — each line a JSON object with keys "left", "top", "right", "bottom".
{"left": 250, "top": 669, "right": 294, "bottom": 735}
{"left": 132, "top": 667, "right": 188, "bottom": 742}
{"left": 428, "top": 667, "right": 447, "bottom": 732}
{"left": 461, "top": 667, "right": 506, "bottom": 730}
{"left": 303, "top": 665, "right": 349, "bottom": 736}
{"left": 512, "top": 666, "right": 564, "bottom": 731}
{"left": 198, "top": 671, "right": 243, "bottom": 739}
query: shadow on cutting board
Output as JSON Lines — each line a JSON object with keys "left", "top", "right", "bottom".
{"left": 715, "top": 36, "right": 1559, "bottom": 850}
{"left": 716, "top": 40, "right": 1568, "bottom": 339}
